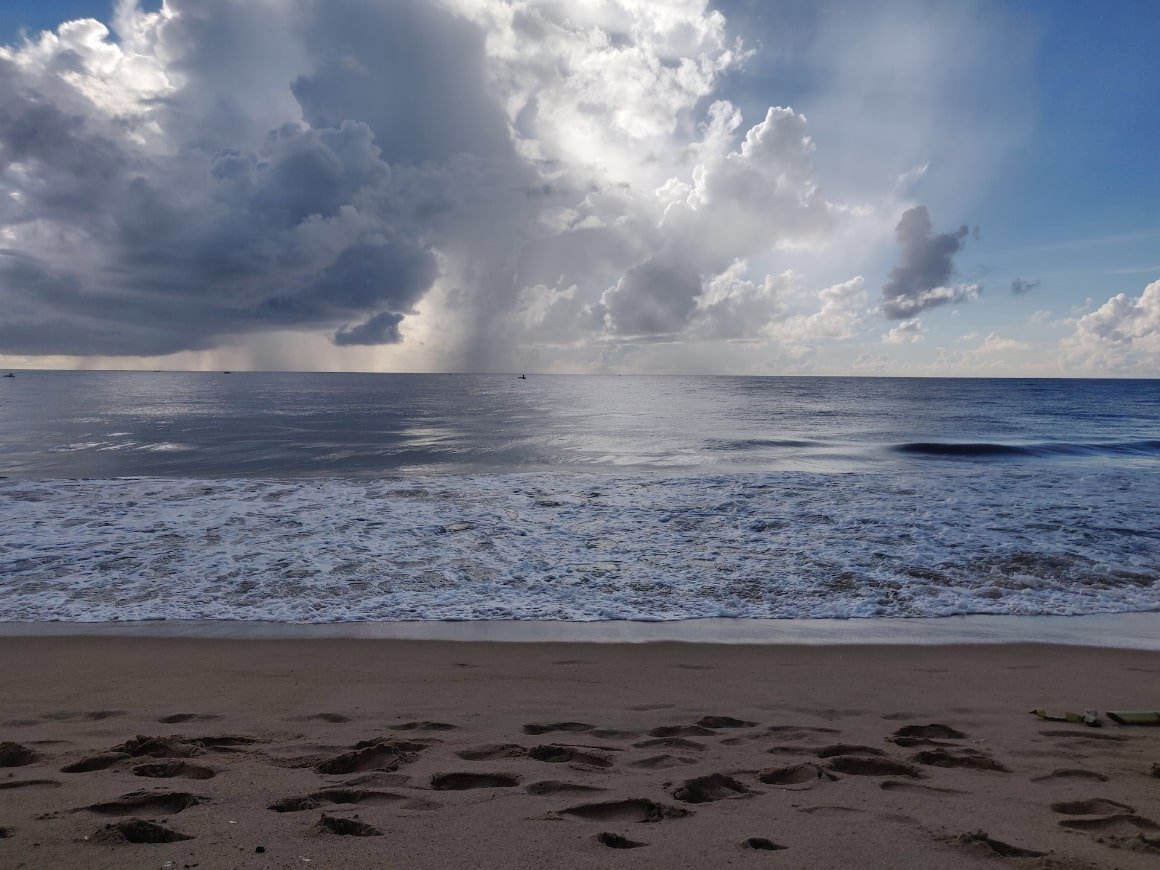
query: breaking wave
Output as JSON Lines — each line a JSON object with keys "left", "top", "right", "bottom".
{"left": 1, "top": 468, "right": 1157, "bottom": 624}
{"left": 893, "top": 440, "right": 1160, "bottom": 460}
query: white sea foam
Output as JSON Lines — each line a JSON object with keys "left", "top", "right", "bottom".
{"left": 1, "top": 469, "right": 1157, "bottom": 623}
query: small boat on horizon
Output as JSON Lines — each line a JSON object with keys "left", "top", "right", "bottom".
{"left": 518, "top": 374, "right": 527, "bottom": 380}
{"left": 3, "top": 372, "right": 14, "bottom": 378}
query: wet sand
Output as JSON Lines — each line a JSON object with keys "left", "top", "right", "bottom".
{"left": 2, "top": 638, "right": 1159, "bottom": 869}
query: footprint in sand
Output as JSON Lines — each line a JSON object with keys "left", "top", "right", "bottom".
{"left": 61, "top": 753, "right": 130, "bottom": 773}
{"left": 889, "top": 723, "right": 967, "bottom": 748}
{"left": 1051, "top": 798, "right": 1134, "bottom": 815}
{"left": 826, "top": 756, "right": 921, "bottom": 778}
{"left": 596, "top": 831, "right": 646, "bottom": 849}
{"left": 766, "top": 743, "right": 825, "bottom": 756}
{"left": 91, "top": 819, "right": 193, "bottom": 844}
{"left": 0, "top": 779, "right": 61, "bottom": 791}
{"left": 339, "top": 772, "right": 412, "bottom": 788}
{"left": 647, "top": 725, "right": 716, "bottom": 738}
{"left": 302, "top": 713, "right": 352, "bottom": 723}
{"left": 431, "top": 773, "right": 521, "bottom": 790}
{"left": 0, "top": 742, "right": 40, "bottom": 767}
{"left": 797, "top": 806, "right": 865, "bottom": 817}
{"left": 879, "top": 780, "right": 964, "bottom": 794}
{"left": 313, "top": 814, "right": 382, "bottom": 837}
{"left": 695, "top": 716, "right": 756, "bottom": 729}
{"left": 42, "top": 711, "right": 125, "bottom": 722}
{"left": 814, "top": 744, "right": 885, "bottom": 759}
{"left": 670, "top": 773, "right": 755, "bottom": 804}
{"left": 1059, "top": 815, "right": 1160, "bottom": 835}
{"left": 392, "top": 721, "right": 458, "bottom": 732}
{"left": 132, "top": 761, "right": 217, "bottom": 780}
{"left": 84, "top": 791, "right": 205, "bottom": 816}
{"left": 315, "top": 738, "right": 434, "bottom": 775}
{"left": 1038, "top": 730, "right": 1127, "bottom": 742}
{"left": 189, "top": 735, "right": 264, "bottom": 751}
{"left": 269, "top": 796, "right": 322, "bottom": 812}
{"left": 111, "top": 736, "right": 200, "bottom": 759}
{"left": 953, "top": 831, "right": 1046, "bottom": 859}
{"left": 158, "top": 713, "right": 222, "bottom": 724}
{"left": 528, "top": 745, "right": 614, "bottom": 769}
{"left": 560, "top": 798, "right": 692, "bottom": 823}
{"left": 1031, "top": 768, "right": 1108, "bottom": 783}
{"left": 762, "top": 725, "right": 841, "bottom": 742}
{"left": 272, "top": 788, "right": 439, "bottom": 811}
{"left": 633, "top": 737, "right": 707, "bottom": 752}
{"left": 526, "top": 781, "right": 606, "bottom": 796}
{"left": 456, "top": 743, "right": 526, "bottom": 761}
{"left": 758, "top": 763, "right": 837, "bottom": 787}
{"left": 910, "top": 748, "right": 1009, "bottom": 773}
{"left": 589, "top": 728, "right": 639, "bottom": 739}
{"left": 1048, "top": 799, "right": 1160, "bottom": 852}
{"left": 893, "top": 724, "right": 967, "bottom": 738}
{"left": 523, "top": 722, "right": 593, "bottom": 736}
{"left": 629, "top": 754, "right": 697, "bottom": 770}
{"left": 1052, "top": 799, "right": 1159, "bottom": 832}
{"left": 744, "top": 837, "right": 787, "bottom": 851}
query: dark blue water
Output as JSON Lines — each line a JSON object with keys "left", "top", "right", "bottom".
{"left": 1, "top": 372, "right": 1157, "bottom": 623}
{"left": 2, "top": 372, "right": 1157, "bottom": 478}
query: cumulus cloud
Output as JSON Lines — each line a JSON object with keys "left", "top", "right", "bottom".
{"left": 1010, "top": 277, "right": 1040, "bottom": 294}
{"left": 770, "top": 276, "right": 866, "bottom": 343}
{"left": 974, "top": 332, "right": 1030, "bottom": 353}
{"left": 1063, "top": 280, "right": 1160, "bottom": 371}
{"left": 0, "top": 0, "right": 1006, "bottom": 372}
{"left": 882, "top": 318, "right": 924, "bottom": 344}
{"left": 880, "top": 206, "right": 978, "bottom": 318}
{"left": 585, "top": 102, "right": 839, "bottom": 339}
{"left": 0, "top": 1, "right": 493, "bottom": 356}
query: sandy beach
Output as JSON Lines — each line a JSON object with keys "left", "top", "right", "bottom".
{"left": 1, "top": 637, "right": 1159, "bottom": 869}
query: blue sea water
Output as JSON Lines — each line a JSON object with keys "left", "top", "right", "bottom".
{"left": 0, "top": 371, "right": 1157, "bottom": 622}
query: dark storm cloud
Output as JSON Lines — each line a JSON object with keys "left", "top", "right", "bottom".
{"left": 600, "top": 258, "right": 704, "bottom": 336}
{"left": 0, "top": 0, "right": 528, "bottom": 358}
{"left": 333, "top": 311, "right": 405, "bottom": 345}
{"left": 289, "top": 0, "right": 513, "bottom": 166}
{"left": 1, "top": 0, "right": 880, "bottom": 367}
{"left": 880, "top": 206, "right": 976, "bottom": 319}
{"left": 1010, "top": 277, "right": 1040, "bottom": 295}
{"left": 259, "top": 242, "right": 437, "bottom": 323}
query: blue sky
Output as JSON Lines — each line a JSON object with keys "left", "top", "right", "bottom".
{"left": 0, "top": 1, "right": 1157, "bottom": 374}
{"left": 0, "top": 1, "right": 159, "bottom": 42}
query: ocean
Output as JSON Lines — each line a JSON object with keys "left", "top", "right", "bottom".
{"left": 1, "top": 371, "right": 1158, "bottom": 623}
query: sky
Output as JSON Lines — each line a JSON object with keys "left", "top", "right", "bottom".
{"left": 0, "top": 0, "right": 1157, "bottom": 376}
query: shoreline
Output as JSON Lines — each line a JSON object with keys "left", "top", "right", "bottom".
{"left": 2, "top": 637, "right": 1159, "bottom": 868}
{"left": 2, "top": 610, "right": 1160, "bottom": 648}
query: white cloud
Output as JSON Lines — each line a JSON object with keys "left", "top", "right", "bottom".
{"left": 975, "top": 333, "right": 1030, "bottom": 354}
{"left": 882, "top": 318, "right": 924, "bottom": 344}
{"left": 1063, "top": 280, "right": 1160, "bottom": 372}
{"left": 770, "top": 276, "right": 866, "bottom": 343}
{"left": 0, "top": 0, "right": 1033, "bottom": 374}
{"left": 882, "top": 283, "right": 980, "bottom": 319}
